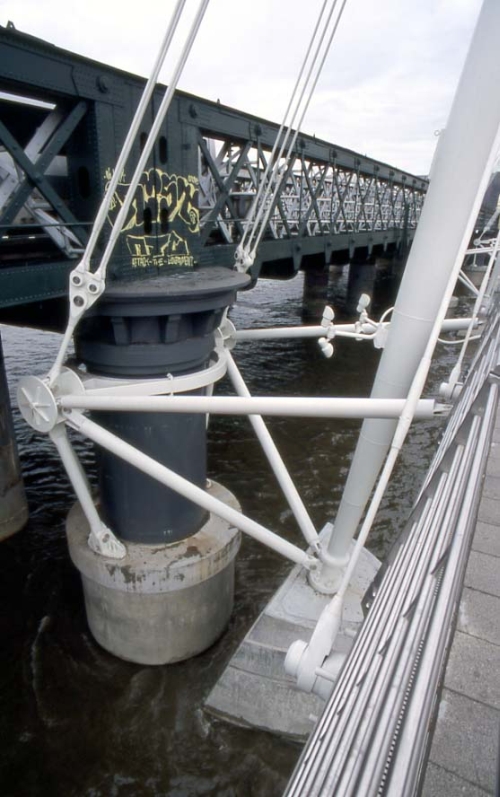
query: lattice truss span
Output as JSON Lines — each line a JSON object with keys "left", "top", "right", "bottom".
{"left": 198, "top": 136, "right": 426, "bottom": 246}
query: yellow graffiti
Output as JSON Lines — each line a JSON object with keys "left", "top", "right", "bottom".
{"left": 105, "top": 167, "right": 199, "bottom": 269}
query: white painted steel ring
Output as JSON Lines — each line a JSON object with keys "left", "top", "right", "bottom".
{"left": 78, "top": 349, "right": 228, "bottom": 398}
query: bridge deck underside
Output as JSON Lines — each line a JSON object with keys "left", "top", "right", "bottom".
{"left": 0, "top": 227, "right": 408, "bottom": 311}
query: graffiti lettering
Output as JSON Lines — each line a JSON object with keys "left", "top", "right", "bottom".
{"left": 105, "top": 167, "right": 199, "bottom": 269}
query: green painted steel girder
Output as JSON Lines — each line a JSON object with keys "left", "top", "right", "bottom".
{"left": 0, "top": 23, "right": 427, "bottom": 321}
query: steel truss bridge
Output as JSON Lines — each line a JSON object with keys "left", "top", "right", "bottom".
{"left": 0, "top": 23, "right": 428, "bottom": 330}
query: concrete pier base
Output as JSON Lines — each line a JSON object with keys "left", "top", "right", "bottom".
{"left": 66, "top": 481, "right": 241, "bottom": 665}
{"left": 205, "top": 528, "right": 379, "bottom": 740}
{"left": 302, "top": 264, "right": 330, "bottom": 321}
{"left": 0, "top": 332, "right": 28, "bottom": 541}
{"left": 0, "top": 481, "right": 29, "bottom": 542}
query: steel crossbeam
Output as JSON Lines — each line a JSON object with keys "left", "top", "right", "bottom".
{"left": 0, "top": 105, "right": 90, "bottom": 246}
{"left": 0, "top": 102, "right": 88, "bottom": 232}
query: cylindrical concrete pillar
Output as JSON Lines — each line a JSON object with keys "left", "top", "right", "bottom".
{"left": 66, "top": 481, "right": 242, "bottom": 665}
{"left": 0, "top": 332, "right": 29, "bottom": 541}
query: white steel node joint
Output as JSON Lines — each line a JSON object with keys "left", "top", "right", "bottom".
{"left": 69, "top": 264, "right": 106, "bottom": 320}
{"left": 308, "top": 548, "right": 350, "bottom": 595}
{"left": 17, "top": 375, "right": 60, "bottom": 433}
{"left": 215, "top": 318, "right": 237, "bottom": 351}
{"left": 87, "top": 522, "right": 127, "bottom": 560}
{"left": 284, "top": 593, "right": 344, "bottom": 698}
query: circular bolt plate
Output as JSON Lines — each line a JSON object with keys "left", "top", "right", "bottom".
{"left": 17, "top": 376, "right": 59, "bottom": 433}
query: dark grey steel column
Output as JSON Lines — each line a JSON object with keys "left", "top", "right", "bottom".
{"left": 75, "top": 267, "right": 249, "bottom": 544}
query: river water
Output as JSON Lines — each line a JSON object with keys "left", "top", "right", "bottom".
{"left": 0, "top": 263, "right": 466, "bottom": 797}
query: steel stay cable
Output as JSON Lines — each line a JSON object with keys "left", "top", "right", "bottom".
{"left": 287, "top": 513, "right": 427, "bottom": 795}
{"left": 426, "top": 310, "right": 500, "bottom": 483}
{"left": 247, "top": 0, "right": 348, "bottom": 265}
{"left": 287, "top": 445, "right": 466, "bottom": 796}
{"left": 237, "top": 0, "right": 333, "bottom": 258}
{"left": 290, "top": 369, "right": 488, "bottom": 794}
{"left": 457, "top": 269, "right": 480, "bottom": 296}
{"left": 357, "top": 434, "right": 480, "bottom": 796}
{"left": 388, "top": 386, "right": 499, "bottom": 796}
{"left": 329, "top": 457, "right": 461, "bottom": 781}
{"left": 49, "top": 422, "right": 126, "bottom": 558}
{"left": 225, "top": 351, "right": 320, "bottom": 551}
{"left": 445, "top": 225, "right": 500, "bottom": 391}
{"left": 237, "top": 0, "right": 348, "bottom": 268}
{"left": 307, "top": 112, "right": 500, "bottom": 667}
{"left": 48, "top": 0, "right": 210, "bottom": 385}
{"left": 76, "top": 0, "right": 187, "bottom": 276}
{"left": 88, "top": 0, "right": 211, "bottom": 286}
{"left": 239, "top": 0, "right": 336, "bottom": 255}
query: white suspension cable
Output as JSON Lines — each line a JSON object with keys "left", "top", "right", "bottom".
{"left": 236, "top": 0, "right": 334, "bottom": 264}
{"left": 247, "top": 0, "right": 348, "bottom": 265}
{"left": 457, "top": 269, "right": 480, "bottom": 296}
{"left": 78, "top": 0, "right": 188, "bottom": 276}
{"left": 93, "top": 0, "right": 210, "bottom": 286}
{"left": 48, "top": 0, "right": 210, "bottom": 385}
{"left": 235, "top": 0, "right": 348, "bottom": 271}
{"left": 477, "top": 205, "right": 500, "bottom": 241}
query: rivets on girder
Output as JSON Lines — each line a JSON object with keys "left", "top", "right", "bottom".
{"left": 96, "top": 75, "right": 110, "bottom": 94}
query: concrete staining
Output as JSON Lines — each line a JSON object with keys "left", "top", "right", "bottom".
{"left": 66, "top": 481, "right": 241, "bottom": 665}
{"left": 422, "top": 406, "right": 500, "bottom": 797}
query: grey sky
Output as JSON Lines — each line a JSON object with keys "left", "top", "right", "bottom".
{"left": 1, "top": 0, "right": 484, "bottom": 175}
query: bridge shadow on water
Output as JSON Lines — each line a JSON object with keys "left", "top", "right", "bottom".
{"left": 0, "top": 261, "right": 469, "bottom": 797}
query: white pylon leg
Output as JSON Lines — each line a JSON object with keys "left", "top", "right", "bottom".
{"left": 49, "top": 423, "right": 126, "bottom": 559}
{"left": 319, "top": 0, "right": 500, "bottom": 589}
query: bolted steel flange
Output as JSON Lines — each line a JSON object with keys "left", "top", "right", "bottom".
{"left": 17, "top": 376, "right": 59, "bottom": 433}
{"left": 17, "top": 368, "right": 85, "bottom": 434}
